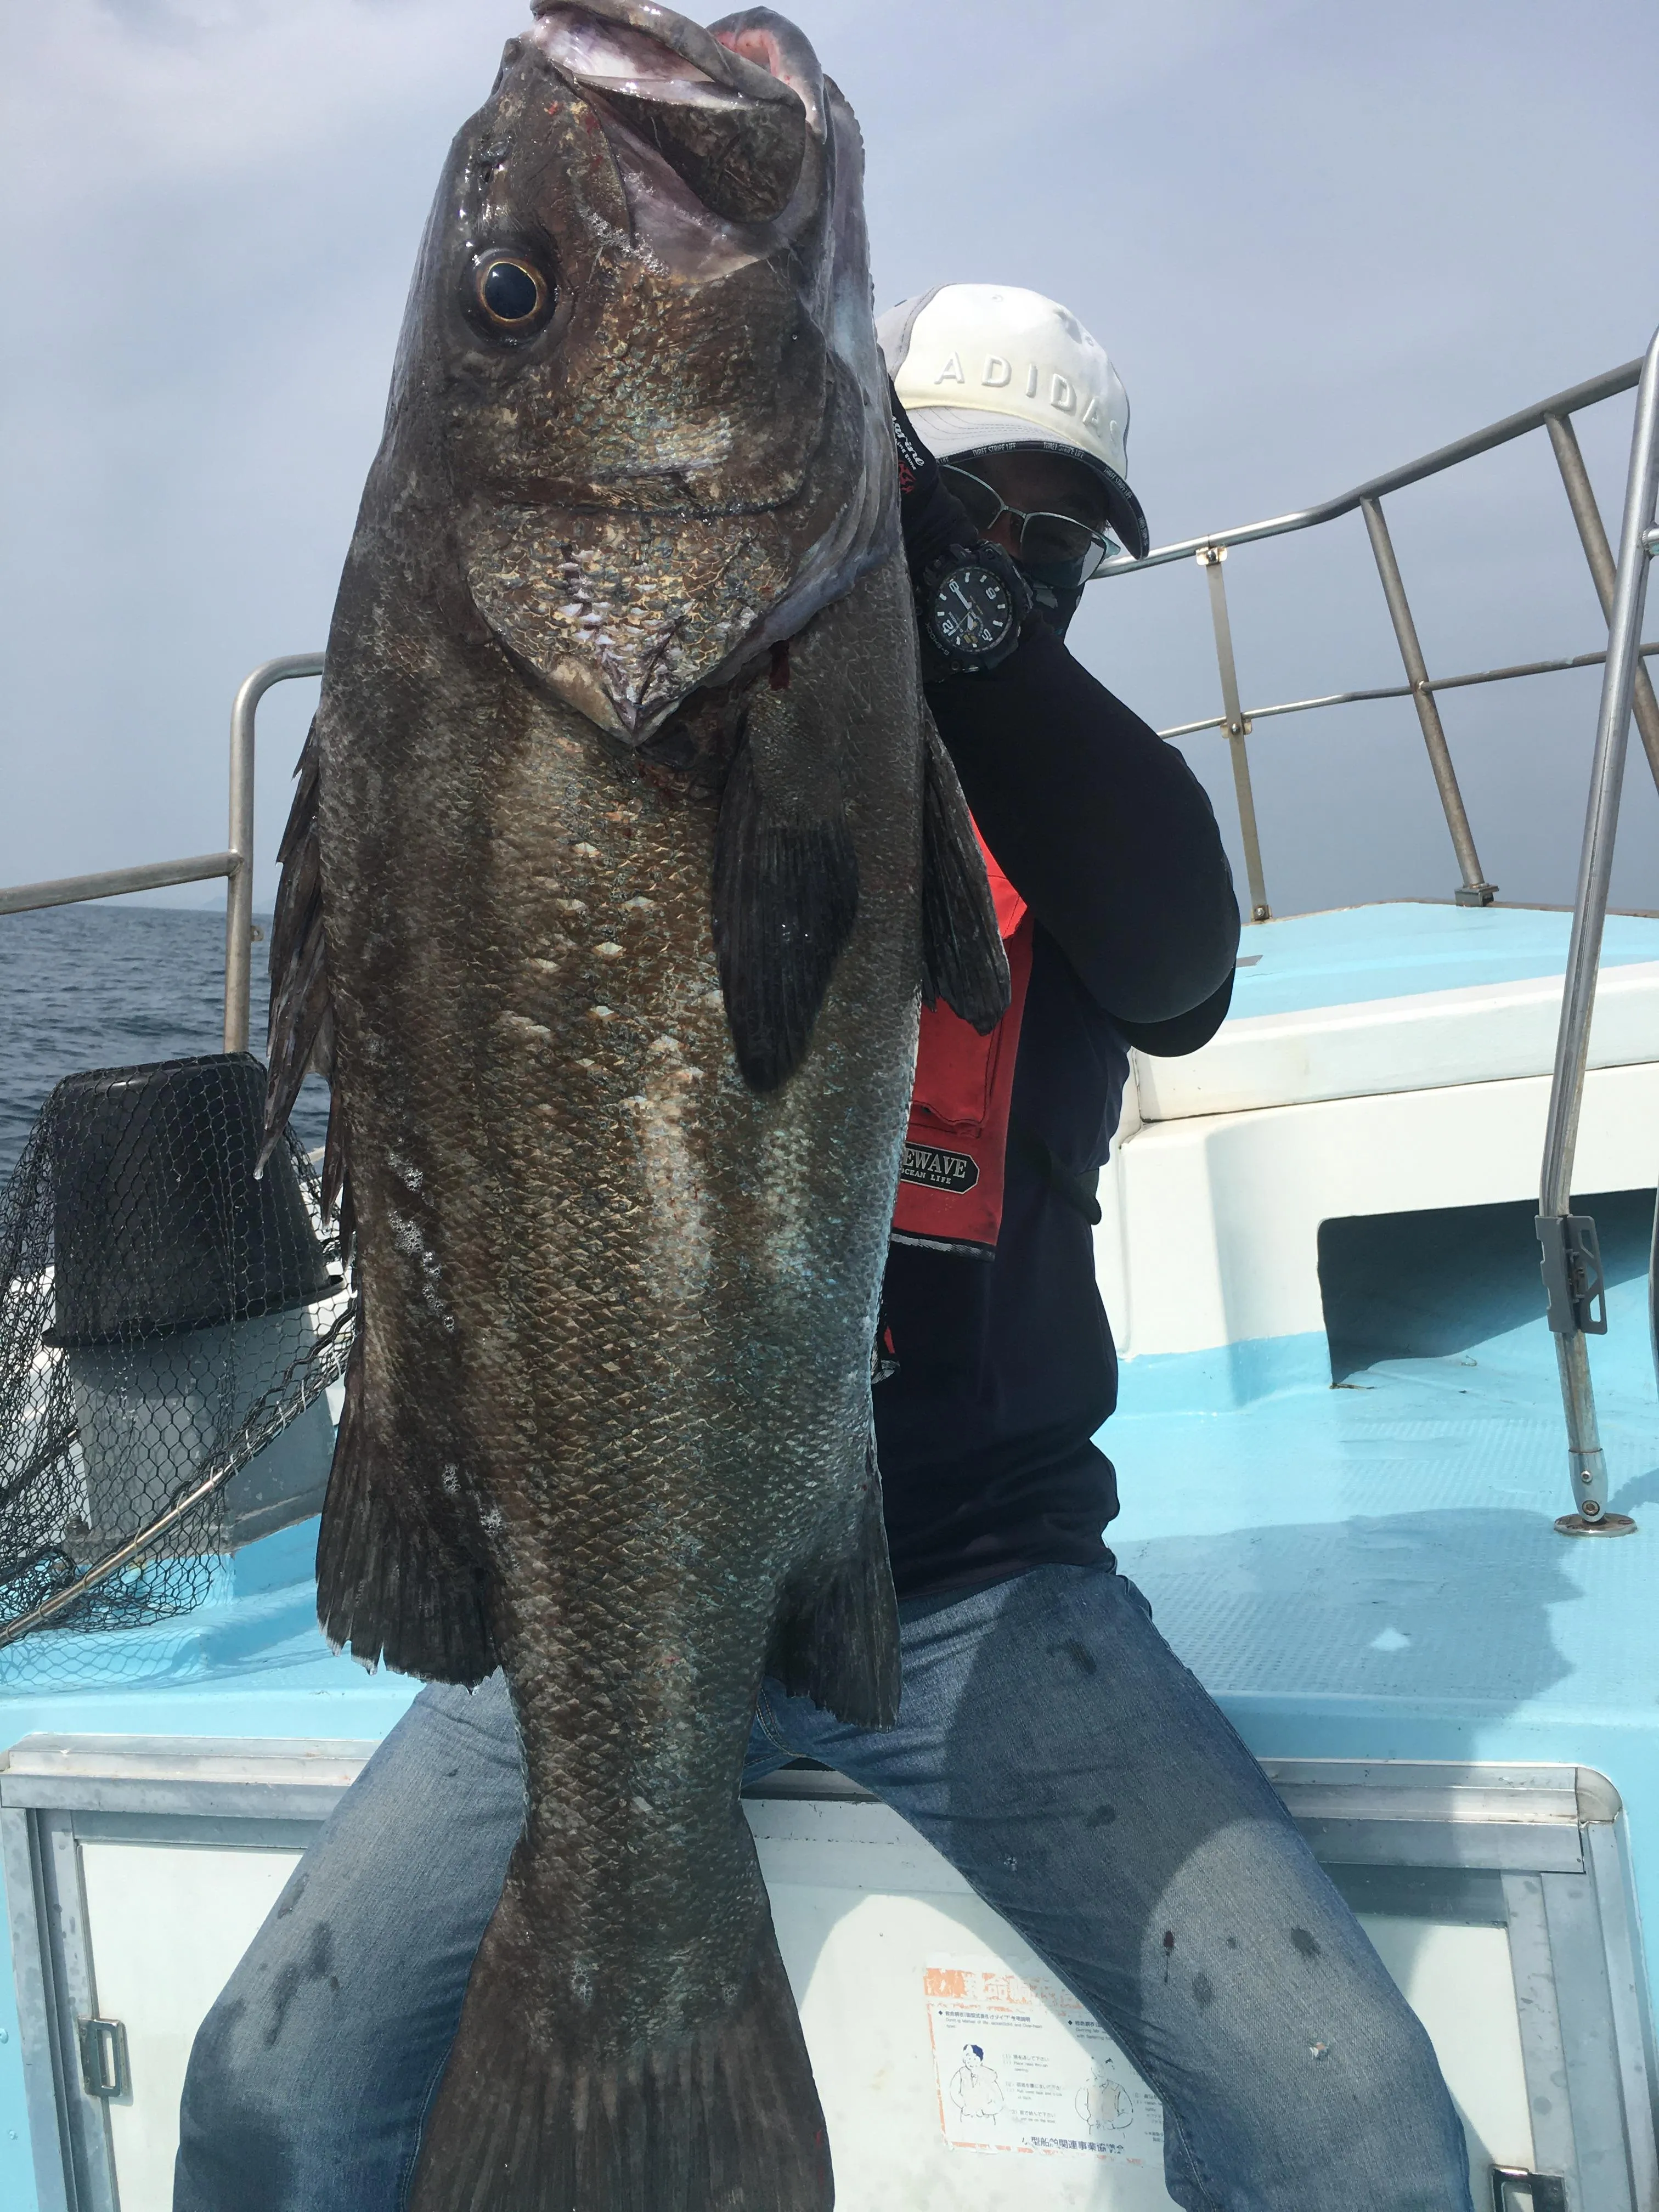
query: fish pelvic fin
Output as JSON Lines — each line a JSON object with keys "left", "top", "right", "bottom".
{"left": 769, "top": 1441, "right": 901, "bottom": 1728}
{"left": 712, "top": 670, "right": 860, "bottom": 1094}
{"left": 260, "top": 718, "right": 337, "bottom": 1176}
{"left": 919, "top": 712, "right": 1011, "bottom": 1035}
{"left": 411, "top": 1868, "right": 833, "bottom": 2212}
{"left": 315, "top": 1335, "right": 499, "bottom": 1685}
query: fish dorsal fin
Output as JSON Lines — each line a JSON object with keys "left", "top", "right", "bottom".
{"left": 919, "top": 714, "right": 1011, "bottom": 1033}
{"left": 262, "top": 721, "right": 499, "bottom": 1684}
{"left": 261, "top": 720, "right": 337, "bottom": 1166}
{"left": 262, "top": 716, "right": 358, "bottom": 1250}
{"left": 712, "top": 672, "right": 860, "bottom": 1093}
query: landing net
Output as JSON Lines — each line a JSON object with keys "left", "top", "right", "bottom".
{"left": 0, "top": 1054, "right": 352, "bottom": 1651}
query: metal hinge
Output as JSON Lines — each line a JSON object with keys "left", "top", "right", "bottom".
{"left": 1536, "top": 1211, "right": 1607, "bottom": 1334}
{"left": 1491, "top": 2167, "right": 1567, "bottom": 2212}
{"left": 77, "top": 2016, "right": 129, "bottom": 2100}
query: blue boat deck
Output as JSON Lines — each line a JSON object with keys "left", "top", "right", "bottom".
{"left": 1226, "top": 900, "right": 1659, "bottom": 1014}
{"left": 1113, "top": 1188, "right": 1658, "bottom": 1765}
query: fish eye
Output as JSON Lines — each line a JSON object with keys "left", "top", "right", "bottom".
{"left": 471, "top": 252, "right": 551, "bottom": 332}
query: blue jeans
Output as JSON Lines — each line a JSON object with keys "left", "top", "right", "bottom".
{"left": 174, "top": 1564, "right": 1470, "bottom": 2211}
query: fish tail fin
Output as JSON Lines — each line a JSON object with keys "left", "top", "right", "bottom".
{"left": 411, "top": 1874, "right": 833, "bottom": 2212}
{"left": 769, "top": 1442, "right": 901, "bottom": 1728}
{"left": 316, "top": 1334, "right": 499, "bottom": 1685}
{"left": 919, "top": 711, "right": 1011, "bottom": 1034}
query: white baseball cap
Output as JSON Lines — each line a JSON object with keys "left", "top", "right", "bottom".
{"left": 877, "top": 283, "right": 1149, "bottom": 560}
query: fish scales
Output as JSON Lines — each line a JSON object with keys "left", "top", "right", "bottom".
{"left": 261, "top": 4, "right": 1008, "bottom": 2207}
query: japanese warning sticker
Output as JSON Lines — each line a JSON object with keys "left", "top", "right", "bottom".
{"left": 924, "top": 1960, "right": 1164, "bottom": 2162}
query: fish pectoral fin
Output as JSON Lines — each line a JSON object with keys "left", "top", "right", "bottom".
{"left": 413, "top": 1866, "right": 832, "bottom": 2212}
{"left": 920, "top": 713, "right": 1012, "bottom": 1034}
{"left": 260, "top": 717, "right": 336, "bottom": 1174}
{"left": 768, "top": 1442, "right": 901, "bottom": 1728}
{"left": 315, "top": 1334, "right": 499, "bottom": 1686}
{"left": 712, "top": 689, "right": 860, "bottom": 1094}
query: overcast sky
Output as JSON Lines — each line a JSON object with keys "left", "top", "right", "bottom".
{"left": 2, "top": 0, "right": 1657, "bottom": 926}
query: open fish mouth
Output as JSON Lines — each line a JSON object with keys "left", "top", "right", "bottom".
{"left": 532, "top": 2, "right": 818, "bottom": 224}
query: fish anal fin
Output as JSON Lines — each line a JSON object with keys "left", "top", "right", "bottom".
{"left": 920, "top": 714, "right": 1011, "bottom": 1035}
{"left": 712, "top": 681, "right": 860, "bottom": 1094}
{"left": 411, "top": 1874, "right": 832, "bottom": 2211}
{"left": 316, "top": 1336, "right": 499, "bottom": 1686}
{"left": 768, "top": 1444, "right": 901, "bottom": 1727}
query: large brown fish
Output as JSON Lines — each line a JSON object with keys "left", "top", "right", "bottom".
{"left": 262, "top": 4, "right": 1006, "bottom": 2206}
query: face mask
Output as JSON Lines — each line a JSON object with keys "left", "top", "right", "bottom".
{"left": 1019, "top": 558, "right": 1088, "bottom": 640}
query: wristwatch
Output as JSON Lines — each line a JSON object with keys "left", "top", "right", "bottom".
{"left": 916, "top": 542, "right": 1031, "bottom": 676}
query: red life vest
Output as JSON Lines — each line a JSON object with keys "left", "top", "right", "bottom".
{"left": 891, "top": 831, "right": 1035, "bottom": 1259}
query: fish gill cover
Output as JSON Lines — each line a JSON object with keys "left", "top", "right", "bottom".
{"left": 0, "top": 1054, "right": 353, "bottom": 1663}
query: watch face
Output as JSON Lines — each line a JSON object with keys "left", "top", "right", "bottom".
{"left": 929, "top": 564, "right": 1014, "bottom": 660}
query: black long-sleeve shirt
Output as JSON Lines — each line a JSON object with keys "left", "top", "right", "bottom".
{"left": 874, "top": 623, "right": 1240, "bottom": 1599}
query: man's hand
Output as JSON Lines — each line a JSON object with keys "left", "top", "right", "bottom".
{"left": 889, "top": 380, "right": 979, "bottom": 578}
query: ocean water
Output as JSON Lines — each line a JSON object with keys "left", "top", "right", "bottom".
{"left": 0, "top": 905, "right": 330, "bottom": 1180}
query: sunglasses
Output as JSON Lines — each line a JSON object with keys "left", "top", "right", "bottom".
{"left": 941, "top": 465, "right": 1124, "bottom": 580}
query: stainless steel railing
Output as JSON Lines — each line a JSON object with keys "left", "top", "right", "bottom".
{"left": 222, "top": 656, "right": 326, "bottom": 1052}
{"left": 3, "top": 356, "right": 1655, "bottom": 1028}
{"left": 1098, "top": 334, "right": 1659, "bottom": 1534}
{"left": 1532, "top": 325, "right": 1659, "bottom": 1537}
{"left": 2, "top": 353, "right": 1651, "bottom": 1010}
{"left": 0, "top": 654, "right": 323, "bottom": 1056}
{"left": 1103, "top": 354, "right": 1658, "bottom": 921}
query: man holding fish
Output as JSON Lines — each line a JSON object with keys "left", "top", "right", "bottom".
{"left": 176, "top": 6, "right": 1470, "bottom": 2209}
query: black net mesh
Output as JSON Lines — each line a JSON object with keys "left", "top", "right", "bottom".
{"left": 0, "top": 1053, "right": 353, "bottom": 1650}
